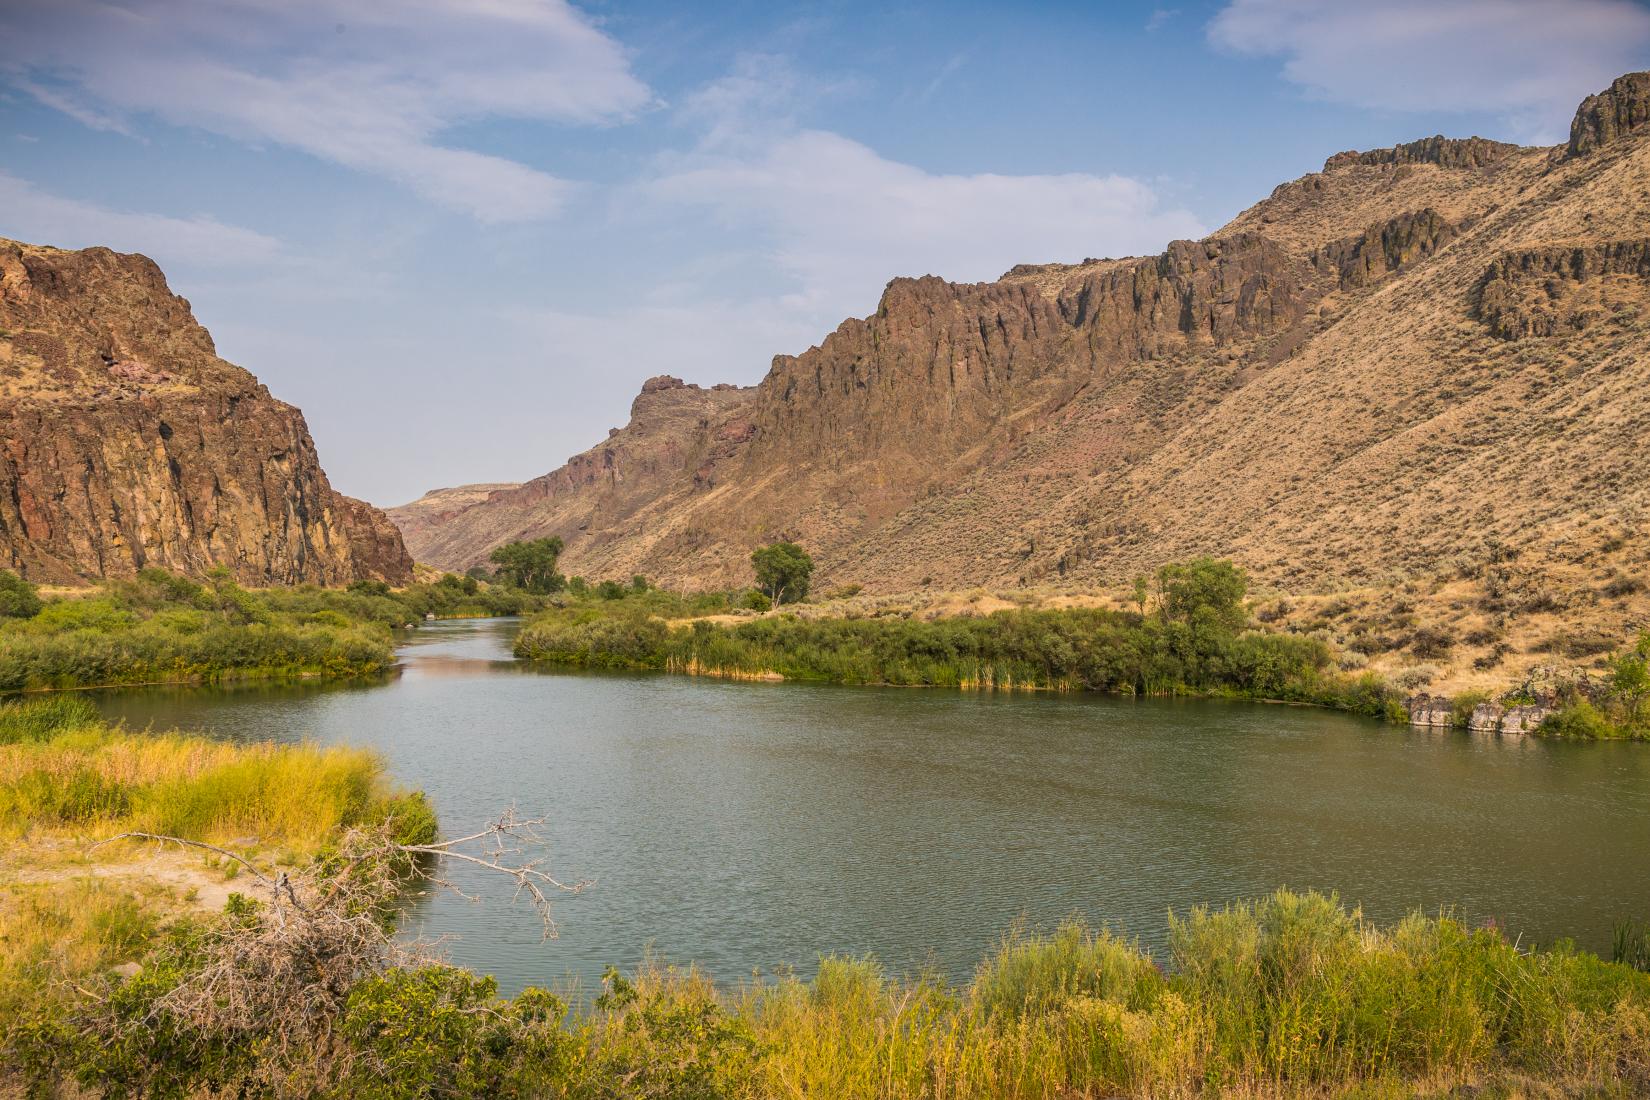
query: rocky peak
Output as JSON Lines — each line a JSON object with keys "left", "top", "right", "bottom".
{"left": 0, "top": 237, "right": 411, "bottom": 585}
{"left": 629, "top": 374, "right": 750, "bottom": 422}
{"left": 1568, "top": 71, "right": 1650, "bottom": 156}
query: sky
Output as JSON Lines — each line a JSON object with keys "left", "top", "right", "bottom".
{"left": 2, "top": 0, "right": 1649, "bottom": 507}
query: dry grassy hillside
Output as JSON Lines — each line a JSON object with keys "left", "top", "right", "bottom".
{"left": 394, "top": 73, "right": 1650, "bottom": 692}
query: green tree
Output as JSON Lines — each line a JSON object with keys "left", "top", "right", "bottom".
{"left": 488, "top": 538, "right": 566, "bottom": 594}
{"left": 0, "top": 569, "right": 41, "bottom": 618}
{"left": 1154, "top": 557, "right": 1248, "bottom": 632}
{"left": 1609, "top": 633, "right": 1650, "bottom": 730}
{"left": 751, "top": 541, "right": 813, "bottom": 605}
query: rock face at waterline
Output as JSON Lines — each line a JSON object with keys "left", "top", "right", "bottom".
{"left": 0, "top": 238, "right": 413, "bottom": 585}
{"left": 396, "top": 73, "right": 1650, "bottom": 603}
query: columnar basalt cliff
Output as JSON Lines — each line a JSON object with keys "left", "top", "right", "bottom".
{"left": 0, "top": 239, "right": 412, "bottom": 585}
{"left": 395, "top": 73, "right": 1650, "bottom": 608}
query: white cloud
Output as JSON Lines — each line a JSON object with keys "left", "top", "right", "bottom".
{"left": 648, "top": 59, "right": 1206, "bottom": 318}
{"left": 0, "top": 0, "right": 651, "bottom": 221}
{"left": 1145, "top": 9, "right": 1181, "bottom": 33}
{"left": 0, "top": 171, "right": 282, "bottom": 266}
{"left": 1209, "top": 0, "right": 1650, "bottom": 142}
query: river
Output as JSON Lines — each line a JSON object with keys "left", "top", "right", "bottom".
{"left": 92, "top": 617, "right": 1650, "bottom": 995}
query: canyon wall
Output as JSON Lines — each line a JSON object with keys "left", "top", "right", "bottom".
{"left": 395, "top": 73, "right": 1650, "bottom": 602}
{"left": 0, "top": 239, "right": 412, "bottom": 585}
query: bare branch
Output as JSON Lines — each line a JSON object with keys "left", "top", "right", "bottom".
{"left": 76, "top": 810, "right": 589, "bottom": 1086}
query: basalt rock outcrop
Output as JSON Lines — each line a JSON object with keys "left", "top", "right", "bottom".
{"left": 1568, "top": 71, "right": 1650, "bottom": 156}
{"left": 0, "top": 239, "right": 412, "bottom": 585}
{"left": 1315, "top": 209, "right": 1461, "bottom": 290}
{"left": 1476, "top": 240, "right": 1650, "bottom": 339}
{"left": 395, "top": 72, "right": 1650, "bottom": 605}
{"left": 1324, "top": 136, "right": 1521, "bottom": 171}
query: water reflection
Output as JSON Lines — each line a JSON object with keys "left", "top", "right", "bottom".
{"left": 92, "top": 618, "right": 1650, "bottom": 995}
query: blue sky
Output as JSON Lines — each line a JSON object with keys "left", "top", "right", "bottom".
{"left": 3, "top": 0, "right": 1648, "bottom": 506}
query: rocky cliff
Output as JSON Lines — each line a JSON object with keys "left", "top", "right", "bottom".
{"left": 0, "top": 239, "right": 412, "bottom": 585}
{"left": 394, "top": 73, "right": 1650, "bottom": 611}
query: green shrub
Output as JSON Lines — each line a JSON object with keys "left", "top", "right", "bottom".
{"left": 0, "top": 570, "right": 41, "bottom": 619}
{"left": 1542, "top": 700, "right": 1620, "bottom": 739}
{"left": 340, "top": 968, "right": 579, "bottom": 1099}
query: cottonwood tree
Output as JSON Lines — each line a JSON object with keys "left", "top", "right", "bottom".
{"left": 751, "top": 541, "right": 813, "bottom": 605}
{"left": 489, "top": 537, "right": 566, "bottom": 593}
{"left": 1153, "top": 557, "right": 1248, "bottom": 631}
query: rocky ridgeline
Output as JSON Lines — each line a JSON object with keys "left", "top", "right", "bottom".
{"left": 0, "top": 239, "right": 411, "bottom": 585}
{"left": 1323, "top": 135, "right": 1522, "bottom": 171}
{"left": 395, "top": 70, "right": 1650, "bottom": 631}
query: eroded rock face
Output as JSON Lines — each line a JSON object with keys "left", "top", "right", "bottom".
{"left": 1315, "top": 210, "right": 1461, "bottom": 289}
{"left": 1406, "top": 693, "right": 1454, "bottom": 727}
{"left": 0, "top": 239, "right": 412, "bottom": 585}
{"left": 1569, "top": 71, "right": 1650, "bottom": 156}
{"left": 1056, "top": 233, "right": 1310, "bottom": 358}
{"left": 397, "top": 71, "right": 1650, "bottom": 600}
{"left": 1324, "top": 136, "right": 1521, "bottom": 171}
{"left": 1476, "top": 240, "right": 1650, "bottom": 339}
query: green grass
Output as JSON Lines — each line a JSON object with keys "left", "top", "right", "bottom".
{"left": 0, "top": 565, "right": 565, "bottom": 693}
{"left": 0, "top": 695, "right": 432, "bottom": 847}
{"left": 0, "top": 569, "right": 396, "bottom": 691}
{"left": 515, "top": 603, "right": 1408, "bottom": 718}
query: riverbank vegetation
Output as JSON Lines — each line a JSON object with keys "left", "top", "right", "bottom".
{"left": 515, "top": 558, "right": 1408, "bottom": 718}
{"left": 0, "top": 568, "right": 397, "bottom": 692}
{"left": 0, "top": 693, "right": 438, "bottom": 1095}
{"left": 1538, "top": 632, "right": 1650, "bottom": 740}
{"left": 0, "top": 694, "right": 434, "bottom": 846}
{"left": 7, "top": 871, "right": 1649, "bottom": 1097}
{"left": 0, "top": 566, "right": 553, "bottom": 692}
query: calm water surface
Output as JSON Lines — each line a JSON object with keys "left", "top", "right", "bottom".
{"left": 94, "top": 618, "right": 1650, "bottom": 994}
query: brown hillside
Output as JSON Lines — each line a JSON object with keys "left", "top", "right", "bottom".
{"left": 395, "top": 73, "right": 1650, "bottom": 630}
{"left": 0, "top": 239, "right": 412, "bottom": 585}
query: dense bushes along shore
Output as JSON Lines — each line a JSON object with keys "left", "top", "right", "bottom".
{"left": 516, "top": 559, "right": 1411, "bottom": 719}
{"left": 0, "top": 567, "right": 548, "bottom": 692}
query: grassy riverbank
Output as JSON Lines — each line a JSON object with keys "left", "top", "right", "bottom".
{"left": 10, "top": 880, "right": 1650, "bottom": 1097}
{"left": 0, "top": 567, "right": 553, "bottom": 693}
{"left": 0, "top": 694, "right": 436, "bottom": 1093}
{"left": 515, "top": 560, "right": 1409, "bottom": 719}
{"left": 0, "top": 695, "right": 433, "bottom": 845}
{"left": 0, "top": 569, "right": 396, "bottom": 691}
{"left": 4, "top": 697, "right": 1649, "bottom": 1097}
{"left": 513, "top": 558, "right": 1650, "bottom": 738}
